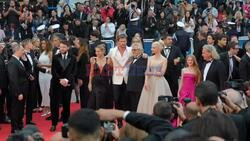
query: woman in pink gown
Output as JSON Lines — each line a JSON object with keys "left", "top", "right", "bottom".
{"left": 178, "top": 55, "right": 201, "bottom": 105}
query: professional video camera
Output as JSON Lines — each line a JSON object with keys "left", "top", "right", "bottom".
{"left": 158, "top": 96, "right": 179, "bottom": 118}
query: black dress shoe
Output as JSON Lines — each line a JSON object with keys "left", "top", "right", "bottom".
{"left": 50, "top": 126, "right": 56, "bottom": 132}
{"left": 26, "top": 121, "right": 36, "bottom": 125}
{"left": 46, "top": 116, "right": 52, "bottom": 120}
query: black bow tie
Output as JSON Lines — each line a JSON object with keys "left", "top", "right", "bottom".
{"left": 165, "top": 47, "right": 171, "bottom": 50}
{"left": 205, "top": 60, "right": 212, "bottom": 64}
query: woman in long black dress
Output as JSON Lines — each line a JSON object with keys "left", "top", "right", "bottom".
{"left": 88, "top": 44, "right": 113, "bottom": 110}
{"left": 76, "top": 38, "right": 90, "bottom": 108}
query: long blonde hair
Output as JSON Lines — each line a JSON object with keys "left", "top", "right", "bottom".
{"left": 186, "top": 55, "right": 202, "bottom": 85}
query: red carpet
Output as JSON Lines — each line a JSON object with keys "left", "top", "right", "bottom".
{"left": 0, "top": 103, "right": 80, "bottom": 141}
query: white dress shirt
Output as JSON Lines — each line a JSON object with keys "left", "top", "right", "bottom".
{"left": 203, "top": 61, "right": 213, "bottom": 81}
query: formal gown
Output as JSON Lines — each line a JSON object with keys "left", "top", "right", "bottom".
{"left": 38, "top": 52, "right": 52, "bottom": 107}
{"left": 137, "top": 62, "right": 172, "bottom": 114}
{"left": 179, "top": 73, "right": 196, "bottom": 105}
{"left": 88, "top": 58, "right": 112, "bottom": 110}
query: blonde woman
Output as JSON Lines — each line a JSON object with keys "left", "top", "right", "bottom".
{"left": 137, "top": 41, "right": 172, "bottom": 114}
{"left": 202, "top": 45, "right": 226, "bottom": 90}
{"left": 88, "top": 44, "right": 113, "bottom": 110}
{"left": 234, "top": 11, "right": 244, "bottom": 36}
{"left": 178, "top": 55, "right": 201, "bottom": 105}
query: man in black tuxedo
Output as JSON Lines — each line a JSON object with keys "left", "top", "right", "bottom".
{"left": 193, "top": 31, "right": 207, "bottom": 68}
{"left": 201, "top": 45, "right": 227, "bottom": 90}
{"left": 20, "top": 39, "right": 37, "bottom": 125}
{"left": 0, "top": 43, "right": 10, "bottom": 123}
{"left": 161, "top": 34, "right": 183, "bottom": 97}
{"left": 7, "top": 45, "right": 29, "bottom": 133}
{"left": 50, "top": 40, "right": 76, "bottom": 131}
{"left": 51, "top": 33, "right": 64, "bottom": 56}
{"left": 220, "top": 41, "right": 240, "bottom": 81}
{"left": 127, "top": 43, "right": 147, "bottom": 111}
{"left": 89, "top": 31, "right": 107, "bottom": 57}
{"left": 239, "top": 41, "right": 250, "bottom": 82}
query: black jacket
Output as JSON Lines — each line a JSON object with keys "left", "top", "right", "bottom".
{"left": 193, "top": 38, "right": 207, "bottom": 67}
{"left": 173, "top": 29, "right": 190, "bottom": 55}
{"left": 76, "top": 53, "right": 89, "bottom": 82}
{"left": 239, "top": 54, "right": 250, "bottom": 81}
{"left": 7, "top": 56, "right": 29, "bottom": 97}
{"left": 220, "top": 52, "right": 239, "bottom": 80}
{"left": 161, "top": 45, "right": 183, "bottom": 79}
{"left": 51, "top": 53, "right": 77, "bottom": 89}
{"left": 127, "top": 57, "right": 147, "bottom": 93}
{"left": 202, "top": 60, "right": 227, "bottom": 90}
{"left": 125, "top": 112, "right": 173, "bottom": 141}
{"left": 0, "top": 55, "right": 8, "bottom": 89}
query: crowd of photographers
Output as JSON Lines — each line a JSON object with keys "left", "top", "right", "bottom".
{"left": 1, "top": 0, "right": 250, "bottom": 141}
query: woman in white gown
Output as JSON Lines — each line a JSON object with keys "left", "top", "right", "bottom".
{"left": 137, "top": 41, "right": 172, "bottom": 114}
{"left": 38, "top": 39, "right": 52, "bottom": 116}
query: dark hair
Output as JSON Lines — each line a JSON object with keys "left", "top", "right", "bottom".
{"left": 191, "top": 110, "right": 238, "bottom": 141}
{"left": 243, "top": 81, "right": 250, "bottom": 92}
{"left": 195, "top": 81, "right": 218, "bottom": 106}
{"left": 153, "top": 102, "right": 173, "bottom": 120}
{"left": 68, "top": 109, "right": 101, "bottom": 137}
{"left": 207, "top": 33, "right": 215, "bottom": 40}
{"left": 60, "top": 40, "right": 70, "bottom": 47}
{"left": 90, "top": 30, "right": 101, "bottom": 38}
{"left": 227, "top": 41, "right": 238, "bottom": 50}
{"left": 161, "top": 34, "right": 172, "bottom": 40}
{"left": 216, "top": 34, "right": 227, "bottom": 41}
{"left": 198, "top": 31, "right": 207, "bottom": 38}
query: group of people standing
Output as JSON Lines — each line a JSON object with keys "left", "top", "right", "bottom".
{"left": 0, "top": 27, "right": 250, "bottom": 133}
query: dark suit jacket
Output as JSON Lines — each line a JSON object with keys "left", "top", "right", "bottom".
{"left": 89, "top": 40, "right": 107, "bottom": 57}
{"left": 51, "top": 53, "right": 77, "bottom": 89}
{"left": 127, "top": 57, "right": 147, "bottom": 93}
{"left": 193, "top": 38, "right": 207, "bottom": 67}
{"left": 125, "top": 112, "right": 173, "bottom": 141}
{"left": 0, "top": 55, "right": 8, "bottom": 89}
{"left": 161, "top": 46, "right": 183, "bottom": 79}
{"left": 239, "top": 54, "right": 250, "bottom": 81}
{"left": 76, "top": 53, "right": 89, "bottom": 82}
{"left": 173, "top": 29, "right": 190, "bottom": 55}
{"left": 21, "top": 51, "right": 46, "bottom": 76}
{"left": 219, "top": 52, "right": 239, "bottom": 80}
{"left": 7, "top": 56, "right": 29, "bottom": 97}
{"left": 202, "top": 60, "right": 227, "bottom": 90}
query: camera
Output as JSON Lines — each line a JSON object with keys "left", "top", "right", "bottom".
{"left": 62, "top": 124, "right": 69, "bottom": 138}
{"left": 103, "top": 121, "right": 115, "bottom": 133}
{"left": 131, "top": 4, "right": 136, "bottom": 9}
{"left": 158, "top": 96, "right": 179, "bottom": 118}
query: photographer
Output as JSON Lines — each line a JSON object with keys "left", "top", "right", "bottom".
{"left": 3, "top": 0, "right": 21, "bottom": 26}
